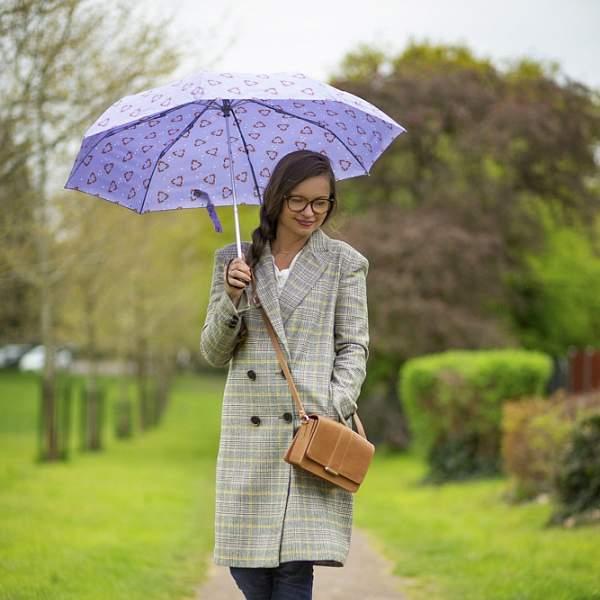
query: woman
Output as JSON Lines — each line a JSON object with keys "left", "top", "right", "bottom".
{"left": 200, "top": 149, "right": 369, "bottom": 599}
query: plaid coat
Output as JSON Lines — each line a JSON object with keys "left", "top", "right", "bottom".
{"left": 200, "top": 227, "right": 369, "bottom": 568}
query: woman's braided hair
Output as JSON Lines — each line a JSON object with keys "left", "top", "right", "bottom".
{"left": 244, "top": 150, "right": 337, "bottom": 268}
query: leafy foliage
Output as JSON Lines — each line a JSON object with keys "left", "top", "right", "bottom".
{"left": 553, "top": 411, "right": 600, "bottom": 523}
{"left": 508, "top": 206, "right": 600, "bottom": 354}
{"left": 400, "top": 349, "right": 552, "bottom": 481}
{"left": 339, "top": 204, "right": 515, "bottom": 447}
{"left": 333, "top": 43, "right": 600, "bottom": 446}
{"left": 501, "top": 391, "right": 579, "bottom": 500}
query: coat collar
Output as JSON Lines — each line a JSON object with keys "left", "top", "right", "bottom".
{"left": 250, "top": 228, "right": 330, "bottom": 361}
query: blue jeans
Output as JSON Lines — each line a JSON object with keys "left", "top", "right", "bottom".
{"left": 229, "top": 560, "right": 314, "bottom": 599}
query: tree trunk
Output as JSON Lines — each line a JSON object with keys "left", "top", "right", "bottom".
{"left": 37, "top": 94, "right": 59, "bottom": 461}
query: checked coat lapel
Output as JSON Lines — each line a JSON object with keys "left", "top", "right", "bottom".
{"left": 278, "top": 228, "right": 328, "bottom": 323}
{"left": 251, "top": 244, "right": 289, "bottom": 360}
{"left": 250, "top": 228, "right": 328, "bottom": 363}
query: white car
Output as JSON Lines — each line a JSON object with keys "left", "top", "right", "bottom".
{"left": 0, "top": 344, "right": 35, "bottom": 368}
{"left": 18, "top": 345, "right": 73, "bottom": 372}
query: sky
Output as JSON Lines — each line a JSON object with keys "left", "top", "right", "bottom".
{"left": 145, "top": 0, "right": 600, "bottom": 89}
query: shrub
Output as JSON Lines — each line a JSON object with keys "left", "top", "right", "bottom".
{"left": 400, "top": 349, "right": 552, "bottom": 482}
{"left": 552, "top": 411, "right": 600, "bottom": 525}
{"left": 501, "top": 390, "right": 600, "bottom": 525}
{"left": 501, "top": 391, "right": 575, "bottom": 500}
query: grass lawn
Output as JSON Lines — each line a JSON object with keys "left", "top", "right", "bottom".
{"left": 2, "top": 370, "right": 599, "bottom": 599}
{"left": 0, "top": 370, "right": 224, "bottom": 600}
{"left": 355, "top": 449, "right": 600, "bottom": 600}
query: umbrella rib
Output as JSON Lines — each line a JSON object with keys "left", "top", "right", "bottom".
{"left": 138, "top": 100, "right": 219, "bottom": 213}
{"left": 245, "top": 98, "right": 370, "bottom": 175}
{"left": 229, "top": 106, "right": 263, "bottom": 205}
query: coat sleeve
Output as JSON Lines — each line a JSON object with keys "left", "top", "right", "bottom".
{"left": 330, "top": 251, "right": 370, "bottom": 422}
{"left": 199, "top": 249, "right": 250, "bottom": 368}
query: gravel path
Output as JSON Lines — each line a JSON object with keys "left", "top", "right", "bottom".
{"left": 195, "top": 527, "right": 406, "bottom": 599}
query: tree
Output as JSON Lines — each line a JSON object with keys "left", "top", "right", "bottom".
{"left": 509, "top": 206, "right": 600, "bottom": 354}
{"left": 333, "top": 42, "right": 600, "bottom": 253}
{"left": 0, "top": 0, "right": 181, "bottom": 460}
{"left": 55, "top": 192, "right": 260, "bottom": 431}
{"left": 339, "top": 204, "right": 515, "bottom": 446}
{"left": 331, "top": 42, "right": 600, "bottom": 446}
{"left": 0, "top": 122, "right": 36, "bottom": 340}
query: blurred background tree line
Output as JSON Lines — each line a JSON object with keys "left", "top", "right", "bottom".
{"left": 332, "top": 43, "right": 600, "bottom": 447}
{"left": 0, "top": 0, "right": 222, "bottom": 458}
{"left": 2, "top": 2, "right": 600, "bottom": 456}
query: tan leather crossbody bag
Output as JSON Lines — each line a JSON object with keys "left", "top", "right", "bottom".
{"left": 260, "top": 308, "right": 375, "bottom": 493}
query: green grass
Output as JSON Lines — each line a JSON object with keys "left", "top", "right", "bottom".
{"left": 355, "top": 449, "right": 600, "bottom": 600}
{"left": 2, "top": 371, "right": 600, "bottom": 599}
{"left": 0, "top": 370, "right": 224, "bottom": 600}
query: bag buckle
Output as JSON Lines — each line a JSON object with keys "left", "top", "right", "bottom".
{"left": 324, "top": 465, "right": 339, "bottom": 476}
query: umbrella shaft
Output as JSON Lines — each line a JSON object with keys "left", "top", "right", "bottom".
{"left": 232, "top": 199, "right": 242, "bottom": 258}
{"left": 224, "top": 104, "right": 243, "bottom": 259}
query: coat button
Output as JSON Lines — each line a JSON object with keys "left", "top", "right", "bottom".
{"left": 283, "top": 412, "right": 293, "bottom": 423}
{"left": 250, "top": 415, "right": 261, "bottom": 426}
{"left": 247, "top": 369, "right": 256, "bottom": 380}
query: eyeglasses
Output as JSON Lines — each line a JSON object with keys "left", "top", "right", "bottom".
{"left": 284, "top": 194, "right": 335, "bottom": 215}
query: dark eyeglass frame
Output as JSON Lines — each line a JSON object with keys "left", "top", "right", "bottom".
{"left": 284, "top": 194, "right": 336, "bottom": 215}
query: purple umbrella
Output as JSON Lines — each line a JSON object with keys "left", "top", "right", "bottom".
{"left": 65, "top": 71, "right": 405, "bottom": 257}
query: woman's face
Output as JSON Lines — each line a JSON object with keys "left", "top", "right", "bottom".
{"left": 276, "top": 174, "right": 332, "bottom": 241}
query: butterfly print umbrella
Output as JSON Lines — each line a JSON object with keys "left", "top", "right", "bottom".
{"left": 65, "top": 71, "right": 405, "bottom": 257}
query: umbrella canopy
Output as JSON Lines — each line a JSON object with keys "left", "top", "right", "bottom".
{"left": 65, "top": 71, "right": 405, "bottom": 254}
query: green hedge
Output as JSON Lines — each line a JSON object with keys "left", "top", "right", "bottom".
{"left": 399, "top": 349, "right": 552, "bottom": 481}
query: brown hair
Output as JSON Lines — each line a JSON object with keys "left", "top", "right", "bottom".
{"left": 245, "top": 150, "right": 337, "bottom": 268}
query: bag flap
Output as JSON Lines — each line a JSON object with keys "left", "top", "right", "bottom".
{"left": 305, "top": 416, "right": 374, "bottom": 484}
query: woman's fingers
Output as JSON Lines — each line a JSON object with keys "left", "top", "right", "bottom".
{"left": 224, "top": 258, "right": 253, "bottom": 292}
{"left": 232, "top": 259, "right": 252, "bottom": 278}
{"left": 228, "top": 265, "right": 251, "bottom": 284}
{"left": 228, "top": 274, "right": 248, "bottom": 288}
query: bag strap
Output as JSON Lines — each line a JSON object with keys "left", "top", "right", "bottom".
{"left": 259, "top": 306, "right": 368, "bottom": 439}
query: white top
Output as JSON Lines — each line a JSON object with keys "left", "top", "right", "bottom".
{"left": 272, "top": 247, "right": 304, "bottom": 293}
